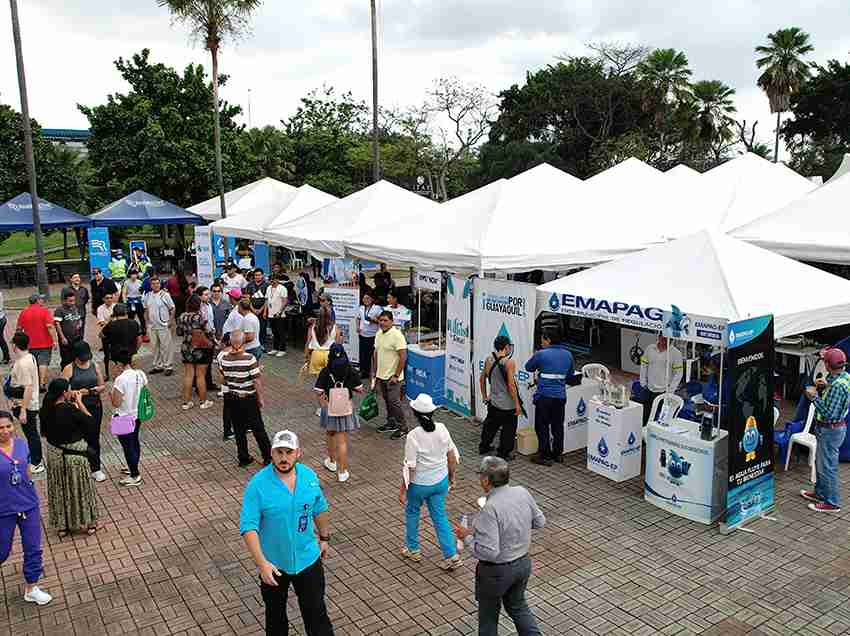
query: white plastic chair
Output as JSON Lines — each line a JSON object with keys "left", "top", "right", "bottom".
{"left": 649, "top": 393, "right": 684, "bottom": 425}
{"left": 785, "top": 403, "right": 816, "bottom": 483}
{"left": 289, "top": 249, "right": 304, "bottom": 271}
{"left": 581, "top": 363, "right": 610, "bottom": 383}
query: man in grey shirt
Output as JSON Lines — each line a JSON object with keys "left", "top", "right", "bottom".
{"left": 454, "top": 456, "right": 545, "bottom": 636}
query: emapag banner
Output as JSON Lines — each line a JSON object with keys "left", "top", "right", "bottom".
{"left": 194, "top": 227, "right": 214, "bottom": 287}
{"left": 444, "top": 276, "right": 473, "bottom": 417}
{"left": 87, "top": 228, "right": 111, "bottom": 276}
{"left": 473, "top": 279, "right": 536, "bottom": 427}
{"left": 325, "top": 286, "right": 359, "bottom": 363}
{"left": 662, "top": 305, "right": 728, "bottom": 346}
{"left": 725, "top": 315, "right": 775, "bottom": 530}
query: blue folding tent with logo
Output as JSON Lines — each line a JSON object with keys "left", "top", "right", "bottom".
{"left": 0, "top": 193, "right": 92, "bottom": 230}
{"left": 89, "top": 190, "right": 204, "bottom": 227}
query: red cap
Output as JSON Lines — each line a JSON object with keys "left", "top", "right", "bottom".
{"left": 822, "top": 348, "right": 847, "bottom": 369}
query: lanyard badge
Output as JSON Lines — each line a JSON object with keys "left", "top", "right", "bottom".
{"left": 297, "top": 503, "right": 309, "bottom": 532}
{"left": 10, "top": 462, "right": 22, "bottom": 486}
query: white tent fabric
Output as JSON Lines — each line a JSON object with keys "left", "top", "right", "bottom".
{"left": 665, "top": 164, "right": 701, "bottom": 179}
{"left": 188, "top": 177, "right": 297, "bottom": 221}
{"left": 678, "top": 153, "right": 815, "bottom": 236}
{"left": 826, "top": 153, "right": 850, "bottom": 184}
{"left": 731, "top": 171, "right": 850, "bottom": 264}
{"left": 536, "top": 229, "right": 850, "bottom": 339}
{"left": 347, "top": 163, "right": 658, "bottom": 272}
{"left": 208, "top": 184, "right": 338, "bottom": 242}
{"left": 263, "top": 180, "right": 439, "bottom": 258}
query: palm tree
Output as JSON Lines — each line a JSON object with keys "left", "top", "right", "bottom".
{"left": 159, "top": 0, "right": 262, "bottom": 221}
{"left": 8, "top": 0, "right": 48, "bottom": 295}
{"left": 638, "top": 48, "right": 693, "bottom": 105}
{"left": 755, "top": 27, "right": 814, "bottom": 163}
{"left": 690, "top": 80, "right": 737, "bottom": 142}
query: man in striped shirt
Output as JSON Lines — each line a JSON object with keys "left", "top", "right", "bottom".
{"left": 218, "top": 330, "right": 272, "bottom": 467}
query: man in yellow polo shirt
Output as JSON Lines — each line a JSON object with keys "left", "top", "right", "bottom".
{"left": 372, "top": 310, "right": 408, "bottom": 440}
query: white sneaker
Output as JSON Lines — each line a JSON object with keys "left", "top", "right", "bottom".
{"left": 338, "top": 470, "right": 350, "bottom": 483}
{"left": 24, "top": 586, "right": 52, "bottom": 605}
{"left": 199, "top": 400, "right": 215, "bottom": 410}
{"left": 323, "top": 457, "right": 337, "bottom": 472}
{"left": 315, "top": 407, "right": 322, "bottom": 417}
{"left": 181, "top": 402, "right": 194, "bottom": 411}
{"left": 119, "top": 476, "right": 142, "bottom": 486}
{"left": 276, "top": 351, "right": 287, "bottom": 358}
{"left": 266, "top": 349, "right": 278, "bottom": 355}
{"left": 30, "top": 463, "right": 45, "bottom": 474}
{"left": 91, "top": 470, "right": 107, "bottom": 482}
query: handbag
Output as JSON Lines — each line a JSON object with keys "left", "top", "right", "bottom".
{"left": 110, "top": 414, "right": 137, "bottom": 435}
{"left": 138, "top": 384, "right": 155, "bottom": 423}
{"left": 358, "top": 390, "right": 379, "bottom": 421}
{"left": 327, "top": 377, "right": 353, "bottom": 417}
{"left": 191, "top": 328, "right": 213, "bottom": 349}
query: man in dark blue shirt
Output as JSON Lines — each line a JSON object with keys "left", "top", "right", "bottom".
{"left": 525, "top": 329, "right": 574, "bottom": 466}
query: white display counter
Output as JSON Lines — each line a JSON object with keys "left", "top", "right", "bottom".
{"left": 586, "top": 398, "right": 643, "bottom": 482}
{"left": 562, "top": 380, "right": 602, "bottom": 453}
{"left": 643, "top": 419, "right": 729, "bottom": 524}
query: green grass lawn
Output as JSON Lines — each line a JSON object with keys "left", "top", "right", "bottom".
{"left": 0, "top": 232, "right": 68, "bottom": 259}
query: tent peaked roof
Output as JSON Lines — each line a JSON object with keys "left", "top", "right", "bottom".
{"left": 91, "top": 191, "right": 202, "bottom": 227}
{"left": 731, "top": 170, "right": 850, "bottom": 263}
{"left": 665, "top": 164, "right": 700, "bottom": 179}
{"left": 537, "top": 229, "right": 850, "bottom": 339}
{"left": 0, "top": 193, "right": 91, "bottom": 230}
{"left": 511, "top": 162, "right": 582, "bottom": 185}
{"left": 264, "top": 180, "right": 438, "bottom": 257}
{"left": 210, "top": 184, "right": 338, "bottom": 242}
{"left": 586, "top": 157, "right": 664, "bottom": 186}
{"left": 188, "top": 177, "right": 298, "bottom": 221}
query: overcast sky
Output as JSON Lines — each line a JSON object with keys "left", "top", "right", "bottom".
{"left": 2, "top": 1, "right": 848, "bottom": 152}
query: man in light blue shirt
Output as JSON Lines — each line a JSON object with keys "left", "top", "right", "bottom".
{"left": 240, "top": 430, "right": 334, "bottom": 635}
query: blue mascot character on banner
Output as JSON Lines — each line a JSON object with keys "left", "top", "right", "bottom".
{"left": 739, "top": 416, "right": 763, "bottom": 462}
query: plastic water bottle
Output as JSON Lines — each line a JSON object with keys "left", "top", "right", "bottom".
{"left": 457, "top": 514, "right": 469, "bottom": 552}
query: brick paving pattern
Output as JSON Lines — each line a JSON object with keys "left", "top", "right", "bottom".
{"left": 1, "top": 324, "right": 849, "bottom": 636}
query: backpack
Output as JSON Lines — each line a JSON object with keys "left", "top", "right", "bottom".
{"left": 137, "top": 372, "right": 155, "bottom": 423}
{"left": 487, "top": 354, "right": 527, "bottom": 418}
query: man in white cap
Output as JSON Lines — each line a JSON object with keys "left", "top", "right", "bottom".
{"left": 240, "top": 430, "right": 334, "bottom": 636}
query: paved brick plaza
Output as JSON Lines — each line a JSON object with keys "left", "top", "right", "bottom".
{"left": 1, "top": 337, "right": 850, "bottom": 636}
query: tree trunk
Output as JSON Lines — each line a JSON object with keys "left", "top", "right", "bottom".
{"left": 211, "top": 45, "right": 229, "bottom": 261}
{"left": 370, "top": 0, "right": 381, "bottom": 183}
{"left": 9, "top": 0, "right": 49, "bottom": 297}
{"left": 63, "top": 228, "right": 68, "bottom": 258}
{"left": 774, "top": 111, "right": 781, "bottom": 163}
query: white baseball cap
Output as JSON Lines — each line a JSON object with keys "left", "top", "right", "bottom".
{"left": 271, "top": 430, "right": 300, "bottom": 450}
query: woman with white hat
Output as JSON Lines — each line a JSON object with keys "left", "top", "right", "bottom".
{"left": 399, "top": 393, "right": 461, "bottom": 570}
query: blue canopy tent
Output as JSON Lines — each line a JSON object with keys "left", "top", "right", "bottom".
{"left": 89, "top": 190, "right": 203, "bottom": 226}
{"left": 0, "top": 193, "right": 92, "bottom": 230}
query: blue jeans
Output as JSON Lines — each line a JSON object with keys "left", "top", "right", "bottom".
{"left": 815, "top": 425, "right": 846, "bottom": 507}
{"left": 405, "top": 476, "right": 456, "bottom": 559}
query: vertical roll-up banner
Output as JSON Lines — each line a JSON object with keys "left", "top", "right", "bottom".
{"left": 324, "top": 286, "right": 360, "bottom": 363}
{"left": 194, "top": 227, "right": 214, "bottom": 287}
{"left": 473, "top": 279, "right": 536, "bottom": 428}
{"left": 725, "top": 315, "right": 775, "bottom": 530}
{"left": 87, "top": 228, "right": 111, "bottom": 276}
{"left": 445, "top": 276, "right": 473, "bottom": 416}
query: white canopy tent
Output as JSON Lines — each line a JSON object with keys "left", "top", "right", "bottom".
{"left": 826, "top": 153, "right": 850, "bottom": 184}
{"left": 665, "top": 164, "right": 701, "bottom": 180}
{"left": 536, "top": 229, "right": 850, "bottom": 339}
{"left": 731, "top": 171, "right": 850, "bottom": 264}
{"left": 188, "top": 177, "right": 297, "bottom": 221}
{"left": 208, "top": 184, "right": 338, "bottom": 242}
{"left": 263, "top": 180, "right": 439, "bottom": 258}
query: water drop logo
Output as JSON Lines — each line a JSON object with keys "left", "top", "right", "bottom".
{"left": 627, "top": 431, "right": 636, "bottom": 446}
{"left": 497, "top": 323, "right": 510, "bottom": 340}
{"left": 597, "top": 437, "right": 609, "bottom": 458}
{"left": 549, "top": 293, "right": 560, "bottom": 312}
{"left": 728, "top": 329, "right": 736, "bottom": 345}
{"left": 671, "top": 493, "right": 678, "bottom": 505}
{"left": 577, "top": 397, "right": 587, "bottom": 417}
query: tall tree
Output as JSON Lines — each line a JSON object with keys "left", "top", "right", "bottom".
{"left": 755, "top": 27, "right": 814, "bottom": 162}
{"left": 690, "top": 80, "right": 737, "bottom": 143}
{"left": 8, "top": 0, "right": 48, "bottom": 294}
{"left": 637, "top": 48, "right": 692, "bottom": 106}
{"left": 159, "top": 0, "right": 262, "bottom": 220}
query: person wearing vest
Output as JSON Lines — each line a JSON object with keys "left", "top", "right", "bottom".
{"left": 800, "top": 348, "right": 850, "bottom": 513}
{"left": 479, "top": 335, "right": 522, "bottom": 460}
{"left": 108, "top": 250, "right": 128, "bottom": 288}
{"left": 524, "top": 328, "right": 574, "bottom": 467}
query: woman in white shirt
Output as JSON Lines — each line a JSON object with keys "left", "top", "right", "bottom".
{"left": 265, "top": 276, "right": 289, "bottom": 357}
{"left": 399, "top": 393, "right": 461, "bottom": 571}
{"left": 109, "top": 351, "right": 148, "bottom": 486}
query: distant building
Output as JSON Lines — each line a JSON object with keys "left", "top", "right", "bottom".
{"left": 42, "top": 128, "right": 90, "bottom": 155}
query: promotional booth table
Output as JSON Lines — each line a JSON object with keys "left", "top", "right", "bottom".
{"left": 586, "top": 398, "right": 643, "bottom": 481}
{"left": 405, "top": 344, "right": 446, "bottom": 406}
{"left": 644, "top": 419, "right": 729, "bottom": 524}
{"left": 563, "top": 380, "right": 604, "bottom": 453}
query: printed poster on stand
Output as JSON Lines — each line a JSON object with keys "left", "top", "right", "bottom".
{"left": 444, "top": 276, "right": 473, "bottom": 417}
{"left": 324, "top": 286, "right": 359, "bottom": 363}
{"left": 87, "top": 228, "right": 110, "bottom": 276}
{"left": 415, "top": 269, "right": 442, "bottom": 292}
{"left": 194, "top": 227, "right": 214, "bottom": 287}
{"left": 473, "top": 279, "right": 536, "bottom": 428}
{"left": 724, "top": 315, "right": 775, "bottom": 530}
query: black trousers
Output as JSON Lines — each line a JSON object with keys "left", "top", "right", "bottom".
{"left": 83, "top": 398, "right": 103, "bottom": 473}
{"left": 12, "top": 407, "right": 42, "bottom": 466}
{"left": 358, "top": 335, "right": 375, "bottom": 378}
{"left": 59, "top": 337, "right": 83, "bottom": 370}
{"left": 534, "top": 397, "right": 565, "bottom": 461}
{"left": 228, "top": 394, "right": 272, "bottom": 464}
{"left": 476, "top": 556, "right": 541, "bottom": 636}
{"left": 127, "top": 299, "right": 146, "bottom": 335}
{"left": 101, "top": 336, "right": 111, "bottom": 379}
{"left": 270, "top": 316, "right": 287, "bottom": 351}
{"left": 260, "top": 558, "right": 334, "bottom": 636}
{"left": 480, "top": 405, "right": 518, "bottom": 459}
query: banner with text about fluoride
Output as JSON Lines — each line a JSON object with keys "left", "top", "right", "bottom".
{"left": 194, "top": 227, "right": 214, "bottom": 288}
{"left": 444, "top": 276, "right": 473, "bottom": 417}
{"left": 472, "top": 279, "right": 536, "bottom": 428}
{"left": 725, "top": 315, "right": 775, "bottom": 530}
